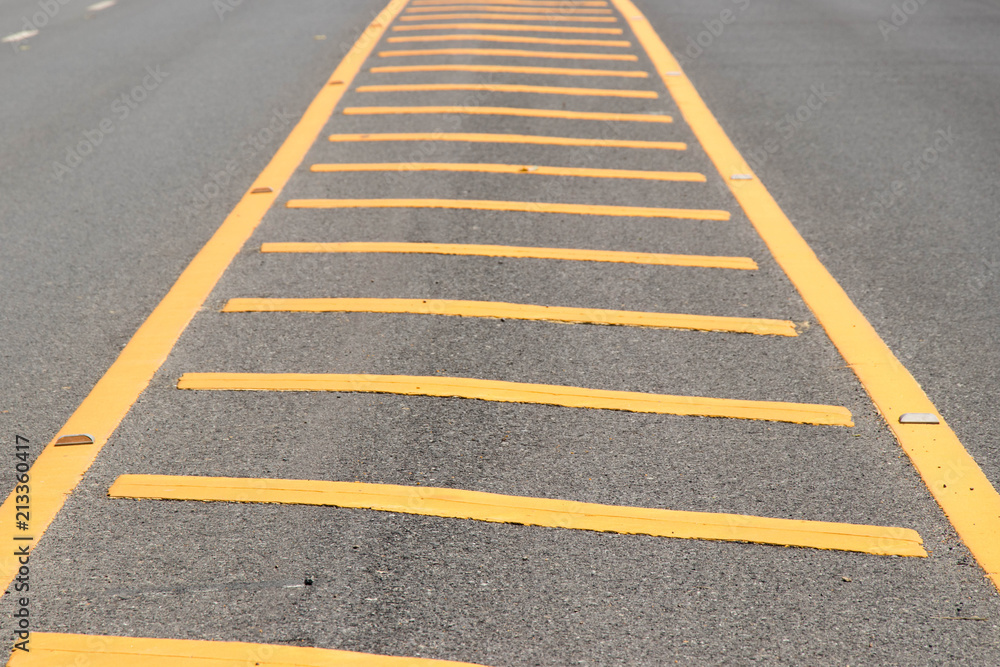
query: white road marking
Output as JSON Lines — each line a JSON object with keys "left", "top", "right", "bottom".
{"left": 2, "top": 29, "right": 38, "bottom": 43}
{"left": 87, "top": 0, "right": 117, "bottom": 11}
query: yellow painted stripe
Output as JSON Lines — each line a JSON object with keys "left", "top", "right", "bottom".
{"left": 412, "top": 0, "right": 609, "bottom": 6}
{"left": 392, "top": 22, "right": 623, "bottom": 34}
{"left": 386, "top": 34, "right": 630, "bottom": 46}
{"left": 343, "top": 105, "right": 670, "bottom": 123}
{"left": 406, "top": 5, "right": 614, "bottom": 14}
{"left": 328, "top": 131, "right": 685, "bottom": 150}
{"left": 379, "top": 47, "right": 638, "bottom": 60}
{"left": 356, "top": 82, "right": 656, "bottom": 98}
{"left": 370, "top": 64, "right": 649, "bottom": 78}
{"left": 177, "top": 373, "right": 852, "bottom": 426}
{"left": 286, "top": 198, "right": 729, "bottom": 221}
{"left": 108, "top": 476, "right": 924, "bottom": 557}
{"left": 222, "top": 298, "right": 796, "bottom": 336}
{"left": 398, "top": 12, "right": 619, "bottom": 21}
{"left": 259, "top": 242, "right": 758, "bottom": 270}
{"left": 310, "top": 162, "right": 700, "bottom": 181}
{"left": 612, "top": 0, "right": 1000, "bottom": 590}
{"left": 10, "top": 633, "right": 486, "bottom": 667}
{"left": 0, "top": 0, "right": 412, "bottom": 596}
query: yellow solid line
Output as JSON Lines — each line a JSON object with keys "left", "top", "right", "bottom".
{"left": 108, "top": 476, "right": 925, "bottom": 557}
{"left": 398, "top": 12, "right": 618, "bottom": 21}
{"left": 406, "top": 5, "right": 614, "bottom": 13}
{"left": 328, "top": 131, "right": 685, "bottom": 150}
{"left": 379, "top": 47, "right": 638, "bottom": 61}
{"left": 370, "top": 64, "right": 649, "bottom": 78}
{"left": 222, "top": 298, "right": 797, "bottom": 336}
{"left": 310, "top": 162, "right": 700, "bottom": 181}
{"left": 412, "top": 0, "right": 609, "bottom": 5}
{"left": 392, "top": 22, "right": 623, "bottom": 34}
{"left": 10, "top": 633, "right": 486, "bottom": 667}
{"left": 612, "top": 0, "right": 1000, "bottom": 590}
{"left": 286, "top": 198, "right": 729, "bottom": 221}
{"left": 0, "top": 0, "right": 413, "bottom": 598}
{"left": 259, "top": 242, "right": 758, "bottom": 270}
{"left": 177, "top": 373, "right": 852, "bottom": 426}
{"left": 343, "top": 106, "right": 670, "bottom": 123}
{"left": 356, "top": 82, "right": 656, "bottom": 99}
{"left": 386, "top": 34, "right": 630, "bottom": 46}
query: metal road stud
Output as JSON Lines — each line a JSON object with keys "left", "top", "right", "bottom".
{"left": 899, "top": 412, "right": 941, "bottom": 424}
{"left": 54, "top": 434, "right": 94, "bottom": 446}
{"left": 731, "top": 174, "right": 753, "bottom": 180}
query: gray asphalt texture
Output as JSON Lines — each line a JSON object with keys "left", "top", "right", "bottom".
{"left": 1, "top": 0, "right": 999, "bottom": 665}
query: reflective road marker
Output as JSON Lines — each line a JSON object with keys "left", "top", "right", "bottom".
{"left": 108, "top": 476, "right": 924, "bottom": 557}
{"left": 177, "top": 373, "right": 853, "bottom": 426}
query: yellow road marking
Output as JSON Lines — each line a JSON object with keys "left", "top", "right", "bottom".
{"left": 9, "top": 633, "right": 486, "bottom": 667}
{"left": 222, "top": 298, "right": 796, "bottom": 336}
{"left": 259, "top": 242, "right": 757, "bottom": 270}
{"left": 356, "top": 82, "right": 657, "bottom": 98}
{"left": 310, "top": 162, "right": 699, "bottom": 181}
{"left": 177, "top": 373, "right": 852, "bottom": 426}
{"left": 398, "top": 12, "right": 618, "bottom": 21}
{"left": 328, "top": 131, "right": 685, "bottom": 150}
{"left": 379, "top": 47, "right": 638, "bottom": 60}
{"left": 108, "top": 475, "right": 921, "bottom": 557}
{"left": 612, "top": 0, "right": 1000, "bottom": 590}
{"left": 370, "top": 64, "right": 649, "bottom": 77}
{"left": 412, "top": 0, "right": 609, "bottom": 5}
{"left": 386, "top": 34, "right": 630, "bottom": 45}
{"left": 343, "top": 105, "right": 670, "bottom": 122}
{"left": 0, "top": 0, "right": 413, "bottom": 600}
{"left": 392, "top": 22, "right": 623, "bottom": 34}
{"left": 406, "top": 5, "right": 614, "bottom": 13}
{"left": 286, "top": 198, "right": 729, "bottom": 221}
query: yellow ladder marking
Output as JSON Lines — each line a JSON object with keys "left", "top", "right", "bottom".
{"left": 412, "top": 0, "right": 610, "bottom": 5}
{"left": 310, "top": 162, "right": 698, "bottom": 181}
{"left": 356, "top": 82, "right": 657, "bottom": 98}
{"left": 286, "top": 198, "right": 729, "bottom": 221}
{"left": 406, "top": 5, "right": 614, "bottom": 14}
{"left": 398, "top": 13, "right": 619, "bottom": 21}
{"left": 379, "top": 47, "right": 638, "bottom": 60}
{"left": 109, "top": 476, "right": 923, "bottom": 557}
{"left": 259, "top": 242, "right": 757, "bottom": 270}
{"left": 370, "top": 64, "right": 649, "bottom": 78}
{"left": 10, "top": 633, "right": 486, "bottom": 667}
{"left": 222, "top": 298, "right": 797, "bottom": 336}
{"left": 0, "top": 0, "right": 414, "bottom": 596}
{"left": 328, "top": 131, "right": 685, "bottom": 150}
{"left": 343, "top": 106, "right": 670, "bottom": 123}
{"left": 176, "top": 373, "right": 852, "bottom": 426}
{"left": 392, "top": 22, "right": 624, "bottom": 34}
{"left": 613, "top": 0, "right": 1000, "bottom": 590}
{"left": 386, "top": 34, "right": 630, "bottom": 46}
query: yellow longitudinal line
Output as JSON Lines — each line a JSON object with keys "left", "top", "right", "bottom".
{"left": 0, "top": 0, "right": 414, "bottom": 596}
{"left": 310, "top": 162, "right": 699, "bottom": 181}
{"left": 386, "top": 34, "right": 630, "bottom": 46}
{"left": 108, "top": 475, "right": 924, "bottom": 557}
{"left": 356, "top": 82, "right": 657, "bottom": 99}
{"left": 222, "top": 298, "right": 796, "bottom": 336}
{"left": 286, "top": 198, "right": 729, "bottom": 221}
{"left": 405, "top": 5, "right": 614, "bottom": 14}
{"left": 398, "top": 12, "right": 618, "bottom": 21}
{"left": 328, "top": 131, "right": 685, "bottom": 150}
{"left": 259, "top": 242, "right": 757, "bottom": 270}
{"left": 343, "top": 106, "right": 670, "bottom": 123}
{"left": 613, "top": 0, "right": 1000, "bottom": 589}
{"left": 176, "top": 373, "right": 852, "bottom": 426}
{"left": 379, "top": 47, "right": 638, "bottom": 60}
{"left": 412, "top": 0, "right": 609, "bottom": 5}
{"left": 370, "top": 64, "right": 649, "bottom": 78}
{"left": 11, "top": 633, "right": 486, "bottom": 667}
{"left": 392, "top": 22, "right": 623, "bottom": 34}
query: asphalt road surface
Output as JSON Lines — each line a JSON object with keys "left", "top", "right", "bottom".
{"left": 1, "top": 0, "right": 999, "bottom": 665}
